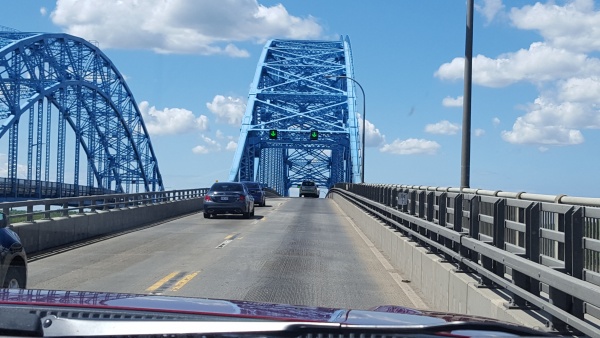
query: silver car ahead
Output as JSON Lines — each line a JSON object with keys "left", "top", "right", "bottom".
{"left": 204, "top": 182, "right": 255, "bottom": 219}
{"left": 299, "top": 180, "right": 319, "bottom": 198}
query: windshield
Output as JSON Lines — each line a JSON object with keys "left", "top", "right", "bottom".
{"left": 0, "top": 1, "right": 590, "bottom": 337}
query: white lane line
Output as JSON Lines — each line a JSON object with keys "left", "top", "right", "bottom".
{"left": 216, "top": 233, "right": 240, "bottom": 249}
{"left": 215, "top": 239, "right": 233, "bottom": 249}
{"left": 333, "top": 203, "right": 429, "bottom": 310}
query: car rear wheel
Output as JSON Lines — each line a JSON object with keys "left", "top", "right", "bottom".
{"left": 3, "top": 266, "right": 26, "bottom": 289}
{"left": 203, "top": 213, "right": 210, "bottom": 218}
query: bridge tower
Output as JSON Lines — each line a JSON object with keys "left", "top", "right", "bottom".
{"left": 228, "top": 37, "right": 361, "bottom": 196}
{"left": 0, "top": 30, "right": 164, "bottom": 199}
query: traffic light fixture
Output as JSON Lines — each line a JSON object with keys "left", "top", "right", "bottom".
{"left": 269, "top": 130, "right": 278, "bottom": 139}
{"left": 310, "top": 130, "right": 318, "bottom": 140}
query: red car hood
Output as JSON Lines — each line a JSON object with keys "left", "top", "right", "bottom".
{"left": 0, "top": 289, "right": 505, "bottom": 326}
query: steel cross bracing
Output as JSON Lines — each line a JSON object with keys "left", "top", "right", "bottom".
{"left": 0, "top": 31, "right": 164, "bottom": 198}
{"left": 228, "top": 37, "right": 361, "bottom": 196}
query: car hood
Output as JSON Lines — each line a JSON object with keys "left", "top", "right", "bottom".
{"left": 0, "top": 289, "right": 507, "bottom": 326}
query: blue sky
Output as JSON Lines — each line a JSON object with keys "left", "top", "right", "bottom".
{"left": 2, "top": 0, "right": 600, "bottom": 197}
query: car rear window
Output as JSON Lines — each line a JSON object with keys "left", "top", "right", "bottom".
{"left": 302, "top": 181, "right": 315, "bottom": 186}
{"left": 243, "top": 182, "right": 261, "bottom": 189}
{"left": 211, "top": 183, "right": 244, "bottom": 192}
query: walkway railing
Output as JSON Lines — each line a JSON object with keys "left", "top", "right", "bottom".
{"left": 333, "top": 183, "right": 600, "bottom": 337}
{"left": 0, "top": 178, "right": 113, "bottom": 200}
{"left": 1, "top": 188, "right": 208, "bottom": 224}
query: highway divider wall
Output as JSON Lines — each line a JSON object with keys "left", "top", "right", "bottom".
{"left": 329, "top": 191, "right": 548, "bottom": 331}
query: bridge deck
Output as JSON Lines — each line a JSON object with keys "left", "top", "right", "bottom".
{"left": 28, "top": 197, "right": 428, "bottom": 310}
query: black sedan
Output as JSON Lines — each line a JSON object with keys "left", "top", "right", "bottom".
{"left": 241, "top": 181, "right": 266, "bottom": 207}
{"left": 203, "top": 182, "right": 255, "bottom": 219}
{"left": 0, "top": 212, "right": 27, "bottom": 288}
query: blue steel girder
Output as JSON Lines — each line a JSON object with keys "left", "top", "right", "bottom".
{"left": 229, "top": 37, "right": 361, "bottom": 196}
{"left": 0, "top": 32, "right": 164, "bottom": 195}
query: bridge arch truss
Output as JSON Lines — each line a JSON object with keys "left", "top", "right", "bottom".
{"left": 228, "top": 37, "right": 361, "bottom": 196}
{"left": 0, "top": 31, "right": 164, "bottom": 198}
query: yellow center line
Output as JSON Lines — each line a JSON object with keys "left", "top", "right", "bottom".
{"left": 171, "top": 271, "right": 200, "bottom": 292}
{"left": 146, "top": 271, "right": 180, "bottom": 292}
{"left": 224, "top": 232, "right": 241, "bottom": 240}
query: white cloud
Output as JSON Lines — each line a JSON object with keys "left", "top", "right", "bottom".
{"left": 50, "top": 0, "right": 322, "bottom": 56}
{"left": 207, "top": 95, "right": 246, "bottom": 125}
{"left": 510, "top": 0, "right": 600, "bottom": 53}
{"left": 500, "top": 94, "right": 600, "bottom": 145}
{"left": 493, "top": 117, "right": 501, "bottom": 126}
{"left": 435, "top": 42, "right": 600, "bottom": 88}
{"left": 474, "top": 128, "right": 486, "bottom": 137}
{"left": 192, "top": 135, "right": 222, "bottom": 154}
{"left": 476, "top": 0, "right": 505, "bottom": 24}
{"left": 501, "top": 103, "right": 585, "bottom": 146}
{"left": 425, "top": 120, "right": 461, "bottom": 135}
{"left": 139, "top": 101, "right": 209, "bottom": 136}
{"left": 442, "top": 96, "right": 463, "bottom": 107}
{"left": 380, "top": 138, "right": 440, "bottom": 155}
{"left": 192, "top": 146, "right": 210, "bottom": 154}
{"left": 559, "top": 76, "right": 600, "bottom": 103}
{"left": 40, "top": 7, "right": 47, "bottom": 16}
{"left": 501, "top": 120, "right": 583, "bottom": 145}
{"left": 226, "top": 141, "right": 237, "bottom": 151}
{"left": 358, "top": 116, "right": 385, "bottom": 147}
{"left": 201, "top": 135, "right": 221, "bottom": 149}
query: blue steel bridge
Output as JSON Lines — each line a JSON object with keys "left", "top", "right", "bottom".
{"left": 0, "top": 28, "right": 362, "bottom": 199}
{"left": 228, "top": 37, "right": 362, "bottom": 196}
{"left": 0, "top": 29, "right": 164, "bottom": 200}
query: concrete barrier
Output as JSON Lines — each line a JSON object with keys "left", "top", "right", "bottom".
{"left": 330, "top": 192, "right": 548, "bottom": 330}
{"left": 11, "top": 198, "right": 203, "bottom": 254}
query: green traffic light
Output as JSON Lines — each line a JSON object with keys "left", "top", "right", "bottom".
{"left": 310, "top": 130, "right": 318, "bottom": 140}
{"left": 269, "top": 130, "right": 278, "bottom": 139}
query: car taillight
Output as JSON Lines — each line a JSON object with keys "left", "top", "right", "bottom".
{"left": 239, "top": 195, "right": 245, "bottom": 201}
{"left": 204, "top": 195, "right": 211, "bottom": 202}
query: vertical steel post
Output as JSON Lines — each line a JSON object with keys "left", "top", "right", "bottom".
{"left": 461, "top": 0, "right": 474, "bottom": 189}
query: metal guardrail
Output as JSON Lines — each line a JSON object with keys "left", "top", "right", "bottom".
{"left": 0, "top": 178, "right": 114, "bottom": 200}
{"left": 333, "top": 183, "right": 600, "bottom": 337}
{"left": 0, "top": 188, "right": 208, "bottom": 224}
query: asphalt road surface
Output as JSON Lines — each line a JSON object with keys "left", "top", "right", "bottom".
{"left": 28, "top": 197, "right": 429, "bottom": 311}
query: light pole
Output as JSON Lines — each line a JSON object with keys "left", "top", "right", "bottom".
{"left": 327, "top": 75, "right": 366, "bottom": 183}
{"left": 461, "top": 0, "right": 474, "bottom": 189}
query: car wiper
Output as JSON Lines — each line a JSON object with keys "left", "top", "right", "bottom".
{"left": 40, "top": 316, "right": 557, "bottom": 337}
